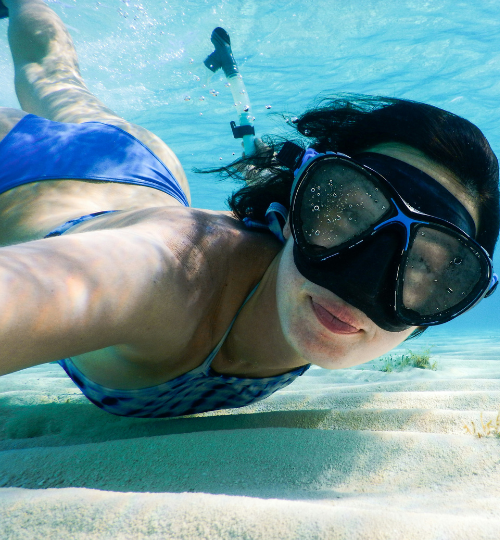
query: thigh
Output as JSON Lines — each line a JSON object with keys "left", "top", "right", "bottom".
{"left": 7, "top": 0, "right": 190, "bottom": 200}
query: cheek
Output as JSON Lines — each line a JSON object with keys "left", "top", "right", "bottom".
{"left": 350, "top": 328, "right": 415, "bottom": 366}
{"left": 275, "top": 240, "right": 318, "bottom": 355}
{"left": 276, "top": 241, "right": 303, "bottom": 334}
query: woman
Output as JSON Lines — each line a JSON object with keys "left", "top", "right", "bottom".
{"left": 0, "top": 0, "right": 498, "bottom": 418}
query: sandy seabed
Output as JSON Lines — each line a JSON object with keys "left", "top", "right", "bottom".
{"left": 1, "top": 333, "right": 500, "bottom": 539}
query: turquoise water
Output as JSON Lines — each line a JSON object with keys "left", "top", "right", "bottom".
{"left": 0, "top": 0, "right": 499, "bottom": 339}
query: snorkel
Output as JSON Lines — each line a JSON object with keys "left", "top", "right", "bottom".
{"left": 204, "top": 27, "right": 256, "bottom": 157}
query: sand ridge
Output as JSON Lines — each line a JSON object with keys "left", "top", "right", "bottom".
{"left": 1, "top": 333, "right": 500, "bottom": 539}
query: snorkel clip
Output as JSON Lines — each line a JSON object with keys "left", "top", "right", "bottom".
{"left": 230, "top": 121, "right": 255, "bottom": 139}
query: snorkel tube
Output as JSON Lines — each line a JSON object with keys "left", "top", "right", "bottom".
{"left": 204, "top": 27, "right": 256, "bottom": 156}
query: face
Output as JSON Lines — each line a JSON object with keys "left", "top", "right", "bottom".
{"left": 275, "top": 143, "right": 480, "bottom": 369}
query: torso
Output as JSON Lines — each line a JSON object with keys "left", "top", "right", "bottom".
{"left": 0, "top": 110, "right": 293, "bottom": 389}
{"left": 0, "top": 177, "right": 285, "bottom": 387}
{"left": 0, "top": 177, "right": 186, "bottom": 245}
{"left": 63, "top": 206, "right": 285, "bottom": 388}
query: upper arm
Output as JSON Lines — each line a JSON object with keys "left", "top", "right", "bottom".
{"left": 0, "top": 226, "right": 188, "bottom": 375}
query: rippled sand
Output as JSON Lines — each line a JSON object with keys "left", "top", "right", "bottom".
{"left": 1, "top": 332, "right": 500, "bottom": 539}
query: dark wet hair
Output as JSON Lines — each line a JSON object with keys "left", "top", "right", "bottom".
{"left": 204, "top": 94, "right": 500, "bottom": 338}
{"left": 210, "top": 94, "right": 499, "bottom": 256}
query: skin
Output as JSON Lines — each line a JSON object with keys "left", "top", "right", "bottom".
{"left": 0, "top": 0, "right": 480, "bottom": 390}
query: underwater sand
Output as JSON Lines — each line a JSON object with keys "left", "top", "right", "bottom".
{"left": 1, "top": 332, "right": 500, "bottom": 539}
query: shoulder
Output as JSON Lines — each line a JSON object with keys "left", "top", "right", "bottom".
{"left": 69, "top": 204, "right": 283, "bottom": 308}
{"left": 66, "top": 205, "right": 283, "bottom": 363}
{"left": 143, "top": 206, "right": 284, "bottom": 288}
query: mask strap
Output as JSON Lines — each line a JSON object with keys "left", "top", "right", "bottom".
{"left": 294, "top": 148, "right": 320, "bottom": 177}
{"left": 242, "top": 202, "right": 289, "bottom": 244}
{"left": 288, "top": 148, "right": 321, "bottom": 205}
{"left": 485, "top": 273, "right": 498, "bottom": 298}
{"left": 265, "top": 202, "right": 288, "bottom": 243}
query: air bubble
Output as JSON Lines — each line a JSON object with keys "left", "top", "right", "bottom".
{"left": 453, "top": 257, "right": 463, "bottom": 265}
{"left": 311, "top": 188, "right": 315, "bottom": 192}
{"left": 315, "top": 230, "right": 320, "bottom": 236}
{"left": 314, "top": 205, "right": 319, "bottom": 211}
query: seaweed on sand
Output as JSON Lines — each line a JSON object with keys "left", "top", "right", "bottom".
{"left": 463, "top": 411, "right": 500, "bottom": 438}
{"left": 378, "top": 348, "right": 437, "bottom": 372}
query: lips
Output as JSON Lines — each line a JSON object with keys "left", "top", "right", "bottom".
{"left": 311, "top": 298, "right": 362, "bottom": 334}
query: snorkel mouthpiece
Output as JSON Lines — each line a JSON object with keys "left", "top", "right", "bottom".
{"left": 204, "top": 27, "right": 256, "bottom": 156}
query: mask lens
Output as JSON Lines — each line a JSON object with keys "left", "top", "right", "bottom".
{"left": 402, "top": 225, "right": 483, "bottom": 317}
{"left": 298, "top": 160, "right": 391, "bottom": 253}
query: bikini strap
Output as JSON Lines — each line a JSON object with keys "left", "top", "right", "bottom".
{"left": 197, "top": 282, "right": 260, "bottom": 372}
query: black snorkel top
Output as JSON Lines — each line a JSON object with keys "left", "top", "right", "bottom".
{"left": 204, "top": 27, "right": 239, "bottom": 79}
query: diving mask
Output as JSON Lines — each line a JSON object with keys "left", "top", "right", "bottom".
{"left": 277, "top": 142, "right": 497, "bottom": 332}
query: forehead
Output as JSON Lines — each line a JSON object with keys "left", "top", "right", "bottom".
{"left": 363, "top": 143, "right": 479, "bottom": 229}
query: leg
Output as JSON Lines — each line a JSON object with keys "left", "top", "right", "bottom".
{"left": 4, "top": 0, "right": 190, "bottom": 201}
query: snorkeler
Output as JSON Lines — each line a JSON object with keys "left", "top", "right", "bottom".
{"left": 0, "top": 0, "right": 498, "bottom": 418}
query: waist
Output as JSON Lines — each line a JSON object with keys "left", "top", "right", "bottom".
{"left": 0, "top": 179, "right": 185, "bottom": 246}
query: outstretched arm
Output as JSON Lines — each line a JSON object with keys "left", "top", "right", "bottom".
{"left": 0, "top": 223, "right": 181, "bottom": 376}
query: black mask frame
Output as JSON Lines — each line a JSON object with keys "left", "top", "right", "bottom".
{"left": 287, "top": 149, "right": 497, "bottom": 330}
